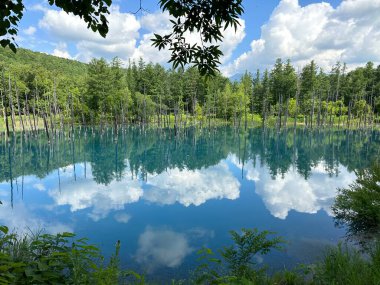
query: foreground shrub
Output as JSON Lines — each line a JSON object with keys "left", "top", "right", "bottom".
{"left": 312, "top": 242, "right": 380, "bottom": 285}
{"left": 0, "top": 225, "right": 123, "bottom": 284}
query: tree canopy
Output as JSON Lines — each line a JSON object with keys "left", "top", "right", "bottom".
{"left": 0, "top": 0, "right": 244, "bottom": 75}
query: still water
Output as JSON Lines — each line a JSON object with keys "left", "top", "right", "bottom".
{"left": 0, "top": 127, "right": 379, "bottom": 281}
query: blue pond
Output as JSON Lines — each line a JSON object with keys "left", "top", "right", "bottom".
{"left": 0, "top": 127, "right": 379, "bottom": 281}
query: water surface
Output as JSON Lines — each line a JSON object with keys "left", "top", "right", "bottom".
{"left": 0, "top": 127, "right": 379, "bottom": 281}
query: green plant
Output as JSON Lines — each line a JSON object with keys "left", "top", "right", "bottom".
{"left": 312, "top": 242, "right": 380, "bottom": 285}
{"left": 194, "top": 228, "right": 284, "bottom": 284}
{"left": 0, "top": 225, "right": 128, "bottom": 284}
{"left": 332, "top": 163, "right": 380, "bottom": 244}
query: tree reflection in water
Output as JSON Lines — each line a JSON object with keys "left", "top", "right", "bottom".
{"left": 333, "top": 163, "right": 380, "bottom": 247}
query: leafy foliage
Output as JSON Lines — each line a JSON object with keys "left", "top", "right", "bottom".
{"left": 0, "top": 0, "right": 243, "bottom": 75}
{"left": 332, "top": 163, "right": 380, "bottom": 244}
{"left": 152, "top": 0, "right": 244, "bottom": 75}
{"left": 194, "top": 228, "right": 284, "bottom": 284}
{"left": 312, "top": 242, "right": 380, "bottom": 285}
{"left": 0, "top": 0, "right": 111, "bottom": 53}
{"left": 0, "top": 0, "right": 24, "bottom": 53}
{"left": 0, "top": 227, "right": 125, "bottom": 284}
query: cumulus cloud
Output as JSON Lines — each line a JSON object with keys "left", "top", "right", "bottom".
{"left": 222, "top": 0, "right": 380, "bottom": 76}
{"left": 37, "top": 5, "right": 245, "bottom": 65}
{"left": 236, "top": 156, "right": 357, "bottom": 219}
{"left": 114, "top": 212, "right": 131, "bottom": 224}
{"left": 47, "top": 161, "right": 239, "bottom": 220}
{"left": 24, "top": 26, "right": 36, "bottom": 36}
{"left": 33, "top": 183, "right": 46, "bottom": 191}
{"left": 144, "top": 161, "right": 241, "bottom": 206}
{"left": 53, "top": 42, "right": 71, "bottom": 59}
{"left": 135, "top": 227, "right": 193, "bottom": 272}
{"left": 49, "top": 173, "right": 143, "bottom": 221}
{"left": 39, "top": 5, "right": 141, "bottom": 62}
{"left": 0, "top": 201, "right": 72, "bottom": 234}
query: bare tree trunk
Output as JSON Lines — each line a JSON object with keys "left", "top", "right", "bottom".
{"left": 317, "top": 91, "right": 321, "bottom": 127}
{"left": 1, "top": 91, "right": 9, "bottom": 139}
{"left": 32, "top": 89, "right": 37, "bottom": 132}
{"left": 8, "top": 75, "right": 15, "bottom": 133}
{"left": 69, "top": 93, "right": 74, "bottom": 134}
{"left": 1, "top": 71, "right": 10, "bottom": 138}
{"left": 284, "top": 97, "right": 289, "bottom": 130}
{"left": 310, "top": 91, "right": 315, "bottom": 129}
{"left": 347, "top": 101, "right": 352, "bottom": 129}
{"left": 15, "top": 84, "right": 25, "bottom": 133}
{"left": 294, "top": 89, "right": 299, "bottom": 131}
{"left": 25, "top": 92, "right": 33, "bottom": 133}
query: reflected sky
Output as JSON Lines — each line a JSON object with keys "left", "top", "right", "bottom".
{"left": 0, "top": 127, "right": 379, "bottom": 281}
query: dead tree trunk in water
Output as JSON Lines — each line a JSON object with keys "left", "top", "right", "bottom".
{"left": 1, "top": 90, "right": 9, "bottom": 139}
{"left": 25, "top": 92, "right": 34, "bottom": 133}
{"left": 293, "top": 88, "right": 299, "bottom": 131}
{"left": 41, "top": 91, "right": 50, "bottom": 140}
{"left": 32, "top": 88, "right": 37, "bottom": 132}
{"left": 8, "top": 75, "right": 15, "bottom": 133}
{"left": 311, "top": 91, "right": 316, "bottom": 129}
{"left": 15, "top": 84, "right": 25, "bottom": 133}
{"left": 1, "top": 71, "right": 10, "bottom": 138}
{"left": 284, "top": 97, "right": 289, "bottom": 130}
{"left": 69, "top": 93, "right": 74, "bottom": 134}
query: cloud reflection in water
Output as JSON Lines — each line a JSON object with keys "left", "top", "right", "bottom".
{"left": 135, "top": 227, "right": 193, "bottom": 272}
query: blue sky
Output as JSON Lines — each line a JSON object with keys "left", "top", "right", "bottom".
{"left": 16, "top": 0, "right": 380, "bottom": 76}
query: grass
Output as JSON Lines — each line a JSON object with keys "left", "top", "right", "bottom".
{"left": 0, "top": 116, "right": 45, "bottom": 132}
{"left": 2, "top": 114, "right": 380, "bottom": 133}
{"left": 312, "top": 242, "right": 380, "bottom": 285}
{"left": 1, "top": 224, "right": 380, "bottom": 284}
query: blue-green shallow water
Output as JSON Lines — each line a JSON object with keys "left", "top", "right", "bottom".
{"left": 0, "top": 127, "right": 379, "bottom": 281}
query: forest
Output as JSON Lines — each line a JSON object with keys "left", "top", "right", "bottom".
{"left": 1, "top": 127, "right": 379, "bottom": 187}
{"left": 1, "top": 49, "right": 380, "bottom": 285}
{"left": 0, "top": 47, "right": 380, "bottom": 137}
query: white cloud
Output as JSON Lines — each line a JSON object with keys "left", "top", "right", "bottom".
{"left": 135, "top": 227, "right": 193, "bottom": 272}
{"left": 53, "top": 42, "right": 71, "bottom": 59}
{"left": 0, "top": 201, "right": 72, "bottom": 235}
{"left": 144, "top": 161, "right": 240, "bottom": 206}
{"left": 49, "top": 173, "right": 143, "bottom": 221}
{"left": 222, "top": 0, "right": 380, "bottom": 76}
{"left": 114, "top": 212, "right": 131, "bottom": 223}
{"left": 38, "top": 6, "right": 245, "bottom": 65}
{"left": 24, "top": 26, "right": 36, "bottom": 36}
{"left": 219, "top": 19, "right": 246, "bottom": 63}
{"left": 233, "top": 156, "right": 357, "bottom": 219}
{"left": 39, "top": 5, "right": 141, "bottom": 62}
{"left": 33, "top": 183, "right": 46, "bottom": 191}
{"left": 46, "top": 160, "right": 239, "bottom": 220}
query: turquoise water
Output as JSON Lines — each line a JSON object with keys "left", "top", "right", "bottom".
{"left": 0, "top": 127, "right": 379, "bottom": 281}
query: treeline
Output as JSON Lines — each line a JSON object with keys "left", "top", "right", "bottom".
{"left": 1, "top": 127, "right": 379, "bottom": 187}
{"left": 0, "top": 47, "right": 380, "bottom": 135}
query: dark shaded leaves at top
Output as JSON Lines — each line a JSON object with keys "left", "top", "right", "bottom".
{"left": 1, "top": 0, "right": 111, "bottom": 52}
{"left": 155, "top": 0, "right": 244, "bottom": 75}
{"left": 1, "top": 0, "right": 243, "bottom": 76}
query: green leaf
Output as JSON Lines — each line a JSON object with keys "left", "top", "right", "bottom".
{"left": 0, "top": 226, "right": 9, "bottom": 234}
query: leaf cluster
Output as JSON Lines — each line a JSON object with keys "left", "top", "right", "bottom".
{"left": 0, "top": 0, "right": 111, "bottom": 53}
{"left": 194, "top": 228, "right": 284, "bottom": 284}
{"left": 152, "top": 0, "right": 244, "bottom": 76}
{"left": 0, "top": 226, "right": 125, "bottom": 284}
{"left": 0, "top": 0, "right": 24, "bottom": 52}
{"left": 332, "top": 163, "right": 380, "bottom": 244}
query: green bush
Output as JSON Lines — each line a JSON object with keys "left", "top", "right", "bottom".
{"left": 0, "top": 225, "right": 125, "bottom": 284}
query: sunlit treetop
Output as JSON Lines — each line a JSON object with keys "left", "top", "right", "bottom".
{"left": 0, "top": 0, "right": 244, "bottom": 76}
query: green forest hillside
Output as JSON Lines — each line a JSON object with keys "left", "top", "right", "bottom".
{"left": 0, "top": 47, "right": 379, "bottom": 132}
{"left": 0, "top": 47, "right": 87, "bottom": 79}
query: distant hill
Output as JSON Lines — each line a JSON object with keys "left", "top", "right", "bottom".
{"left": 0, "top": 47, "right": 87, "bottom": 79}
{"left": 229, "top": 73, "right": 243, "bottom": 82}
